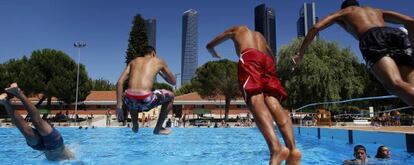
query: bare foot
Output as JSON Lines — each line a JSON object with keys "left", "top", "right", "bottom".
{"left": 0, "top": 93, "right": 13, "bottom": 115}
{"left": 0, "top": 93, "right": 8, "bottom": 103}
{"left": 286, "top": 148, "right": 302, "bottom": 165}
{"left": 270, "top": 147, "right": 290, "bottom": 165}
{"left": 5, "top": 83, "right": 21, "bottom": 98}
{"left": 154, "top": 128, "right": 171, "bottom": 135}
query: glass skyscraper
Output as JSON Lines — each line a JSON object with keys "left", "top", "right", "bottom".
{"left": 181, "top": 9, "right": 198, "bottom": 85}
{"left": 145, "top": 19, "right": 156, "bottom": 49}
{"left": 254, "top": 4, "right": 277, "bottom": 56}
{"left": 297, "top": 2, "right": 318, "bottom": 38}
{"left": 145, "top": 19, "right": 157, "bottom": 82}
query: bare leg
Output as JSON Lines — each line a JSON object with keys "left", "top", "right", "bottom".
{"left": 265, "top": 96, "right": 301, "bottom": 165}
{"left": 5, "top": 83, "right": 53, "bottom": 136}
{"left": 153, "top": 101, "right": 172, "bottom": 135}
{"left": 371, "top": 57, "right": 414, "bottom": 107}
{"left": 249, "top": 94, "right": 289, "bottom": 165}
{"left": 399, "top": 65, "right": 414, "bottom": 85}
{"left": 130, "top": 110, "right": 139, "bottom": 133}
{"left": 0, "top": 93, "right": 39, "bottom": 144}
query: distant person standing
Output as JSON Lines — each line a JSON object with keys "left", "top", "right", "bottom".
{"left": 182, "top": 114, "right": 187, "bottom": 128}
{"left": 166, "top": 118, "right": 172, "bottom": 128}
{"left": 142, "top": 113, "right": 146, "bottom": 127}
{"left": 106, "top": 110, "right": 112, "bottom": 127}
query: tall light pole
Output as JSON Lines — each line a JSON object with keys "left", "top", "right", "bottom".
{"left": 73, "top": 42, "right": 86, "bottom": 124}
{"left": 174, "top": 73, "right": 181, "bottom": 90}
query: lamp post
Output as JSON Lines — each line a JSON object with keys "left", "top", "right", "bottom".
{"left": 73, "top": 42, "right": 86, "bottom": 125}
{"left": 174, "top": 73, "right": 181, "bottom": 90}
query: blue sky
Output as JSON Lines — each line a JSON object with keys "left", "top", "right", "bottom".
{"left": 1, "top": 0, "right": 413, "bottom": 85}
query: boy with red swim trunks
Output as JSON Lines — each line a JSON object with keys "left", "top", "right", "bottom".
{"left": 116, "top": 46, "right": 176, "bottom": 134}
{"left": 207, "top": 26, "right": 301, "bottom": 165}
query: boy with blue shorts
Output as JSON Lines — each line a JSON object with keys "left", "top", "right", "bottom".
{"left": 0, "top": 83, "right": 74, "bottom": 161}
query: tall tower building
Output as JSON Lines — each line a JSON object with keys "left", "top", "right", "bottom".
{"left": 181, "top": 9, "right": 198, "bottom": 85}
{"left": 297, "top": 2, "right": 318, "bottom": 38}
{"left": 145, "top": 19, "right": 157, "bottom": 82}
{"left": 255, "top": 3, "right": 277, "bottom": 56}
{"left": 145, "top": 19, "right": 156, "bottom": 49}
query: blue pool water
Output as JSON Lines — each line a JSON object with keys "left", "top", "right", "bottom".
{"left": 0, "top": 127, "right": 413, "bottom": 164}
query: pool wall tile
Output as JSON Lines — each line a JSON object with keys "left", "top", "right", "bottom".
{"left": 405, "top": 133, "right": 414, "bottom": 153}
{"left": 295, "top": 126, "right": 410, "bottom": 152}
{"left": 319, "top": 128, "right": 349, "bottom": 142}
{"left": 353, "top": 131, "right": 406, "bottom": 149}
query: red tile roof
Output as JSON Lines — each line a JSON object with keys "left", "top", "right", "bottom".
{"left": 13, "top": 91, "right": 241, "bottom": 102}
{"left": 175, "top": 92, "right": 225, "bottom": 100}
{"left": 175, "top": 92, "right": 244, "bottom": 100}
{"left": 85, "top": 91, "right": 116, "bottom": 101}
{"left": 10, "top": 93, "right": 59, "bottom": 102}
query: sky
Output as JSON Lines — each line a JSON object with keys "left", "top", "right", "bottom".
{"left": 1, "top": 0, "right": 413, "bottom": 86}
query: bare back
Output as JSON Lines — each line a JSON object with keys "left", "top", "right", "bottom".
{"left": 337, "top": 6, "right": 386, "bottom": 39}
{"left": 128, "top": 56, "right": 163, "bottom": 92}
{"left": 231, "top": 26, "right": 271, "bottom": 56}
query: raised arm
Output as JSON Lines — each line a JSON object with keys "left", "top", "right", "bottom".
{"left": 292, "top": 11, "right": 343, "bottom": 68}
{"left": 116, "top": 64, "right": 130, "bottom": 109}
{"left": 206, "top": 27, "right": 237, "bottom": 58}
{"left": 159, "top": 60, "right": 176, "bottom": 85}
{"left": 382, "top": 10, "right": 414, "bottom": 49}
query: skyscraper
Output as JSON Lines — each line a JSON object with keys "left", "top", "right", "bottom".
{"left": 145, "top": 19, "right": 157, "bottom": 82}
{"left": 255, "top": 4, "right": 277, "bottom": 56}
{"left": 297, "top": 2, "right": 318, "bottom": 38}
{"left": 181, "top": 9, "right": 198, "bottom": 85}
{"left": 145, "top": 19, "right": 156, "bottom": 49}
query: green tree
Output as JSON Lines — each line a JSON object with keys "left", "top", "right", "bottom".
{"left": 0, "top": 57, "right": 33, "bottom": 91}
{"left": 153, "top": 82, "right": 173, "bottom": 91}
{"left": 192, "top": 59, "right": 241, "bottom": 121}
{"left": 175, "top": 83, "right": 194, "bottom": 96}
{"left": 0, "top": 49, "right": 92, "bottom": 108}
{"left": 29, "top": 49, "right": 92, "bottom": 107}
{"left": 277, "top": 39, "right": 366, "bottom": 108}
{"left": 91, "top": 78, "right": 115, "bottom": 91}
{"left": 356, "top": 63, "right": 388, "bottom": 97}
{"left": 125, "top": 14, "right": 148, "bottom": 64}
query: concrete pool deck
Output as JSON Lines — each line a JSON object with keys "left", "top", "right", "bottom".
{"left": 1, "top": 116, "right": 413, "bottom": 134}
{"left": 300, "top": 125, "right": 414, "bottom": 134}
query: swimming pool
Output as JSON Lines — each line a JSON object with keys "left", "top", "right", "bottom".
{"left": 0, "top": 127, "right": 413, "bottom": 164}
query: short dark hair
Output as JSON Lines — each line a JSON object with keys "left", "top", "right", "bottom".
{"left": 141, "top": 46, "right": 156, "bottom": 56}
{"left": 375, "top": 145, "right": 390, "bottom": 159}
{"left": 354, "top": 145, "right": 366, "bottom": 153}
{"left": 341, "top": 0, "right": 360, "bottom": 9}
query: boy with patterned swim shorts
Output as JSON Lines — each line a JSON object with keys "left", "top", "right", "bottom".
{"left": 116, "top": 46, "right": 176, "bottom": 134}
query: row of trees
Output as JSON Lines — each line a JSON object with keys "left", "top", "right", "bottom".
{"left": 0, "top": 49, "right": 92, "bottom": 108}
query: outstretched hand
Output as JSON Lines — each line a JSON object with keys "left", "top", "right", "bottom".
{"left": 207, "top": 48, "right": 221, "bottom": 58}
{"left": 116, "top": 108, "right": 124, "bottom": 122}
{"left": 291, "top": 52, "right": 303, "bottom": 72}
